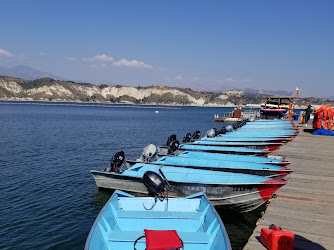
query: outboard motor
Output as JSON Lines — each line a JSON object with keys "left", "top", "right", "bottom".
{"left": 169, "top": 140, "right": 180, "bottom": 154}
{"left": 106, "top": 151, "right": 125, "bottom": 173}
{"left": 191, "top": 131, "right": 201, "bottom": 140}
{"left": 182, "top": 132, "right": 192, "bottom": 143}
{"left": 166, "top": 134, "right": 177, "bottom": 146}
{"left": 225, "top": 124, "right": 234, "bottom": 132}
{"left": 233, "top": 123, "right": 238, "bottom": 130}
{"left": 142, "top": 171, "right": 166, "bottom": 198}
{"left": 138, "top": 144, "right": 157, "bottom": 162}
{"left": 206, "top": 128, "right": 217, "bottom": 138}
{"left": 142, "top": 170, "right": 171, "bottom": 209}
{"left": 218, "top": 126, "right": 227, "bottom": 134}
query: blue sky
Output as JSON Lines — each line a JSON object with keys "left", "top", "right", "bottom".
{"left": 0, "top": 0, "right": 333, "bottom": 97}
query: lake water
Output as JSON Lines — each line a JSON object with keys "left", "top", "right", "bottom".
{"left": 0, "top": 102, "right": 264, "bottom": 249}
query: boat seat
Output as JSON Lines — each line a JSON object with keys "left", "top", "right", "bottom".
{"left": 116, "top": 210, "right": 202, "bottom": 220}
{"left": 109, "top": 230, "right": 210, "bottom": 244}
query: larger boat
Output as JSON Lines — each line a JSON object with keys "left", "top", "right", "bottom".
{"left": 260, "top": 96, "right": 295, "bottom": 119}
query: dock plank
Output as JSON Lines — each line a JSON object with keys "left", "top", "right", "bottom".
{"left": 243, "top": 123, "right": 334, "bottom": 250}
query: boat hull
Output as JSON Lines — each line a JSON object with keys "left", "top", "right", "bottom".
{"left": 190, "top": 140, "right": 283, "bottom": 151}
{"left": 91, "top": 170, "right": 285, "bottom": 213}
{"left": 126, "top": 160, "right": 292, "bottom": 179}
{"left": 172, "top": 151, "right": 290, "bottom": 166}
{"left": 158, "top": 145, "right": 270, "bottom": 156}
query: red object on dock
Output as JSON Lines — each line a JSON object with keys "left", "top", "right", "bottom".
{"left": 260, "top": 226, "right": 294, "bottom": 250}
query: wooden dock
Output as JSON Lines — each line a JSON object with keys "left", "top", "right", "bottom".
{"left": 243, "top": 124, "right": 334, "bottom": 250}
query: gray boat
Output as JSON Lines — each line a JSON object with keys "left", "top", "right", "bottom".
{"left": 91, "top": 162, "right": 286, "bottom": 213}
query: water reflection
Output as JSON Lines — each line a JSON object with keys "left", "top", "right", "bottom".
{"left": 218, "top": 204, "right": 266, "bottom": 250}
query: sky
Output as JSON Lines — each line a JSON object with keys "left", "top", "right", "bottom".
{"left": 0, "top": 0, "right": 333, "bottom": 97}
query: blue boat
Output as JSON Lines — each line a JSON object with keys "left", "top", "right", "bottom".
{"left": 176, "top": 144, "right": 270, "bottom": 155}
{"left": 128, "top": 155, "right": 292, "bottom": 178}
{"left": 154, "top": 155, "right": 291, "bottom": 177}
{"left": 237, "top": 127, "right": 296, "bottom": 132}
{"left": 201, "top": 136, "right": 292, "bottom": 143}
{"left": 91, "top": 164, "right": 286, "bottom": 212}
{"left": 85, "top": 190, "right": 232, "bottom": 250}
{"left": 241, "top": 124, "right": 295, "bottom": 129}
{"left": 247, "top": 119, "right": 295, "bottom": 127}
{"left": 190, "top": 140, "right": 283, "bottom": 151}
{"left": 174, "top": 151, "right": 290, "bottom": 166}
{"left": 212, "top": 132, "right": 295, "bottom": 138}
{"left": 224, "top": 130, "right": 296, "bottom": 136}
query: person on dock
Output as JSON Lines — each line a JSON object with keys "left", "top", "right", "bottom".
{"left": 304, "top": 105, "right": 312, "bottom": 127}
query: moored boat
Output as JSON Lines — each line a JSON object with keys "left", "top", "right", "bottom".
{"left": 173, "top": 151, "right": 290, "bottom": 166}
{"left": 127, "top": 155, "right": 292, "bottom": 178}
{"left": 174, "top": 144, "right": 271, "bottom": 155}
{"left": 201, "top": 136, "right": 292, "bottom": 143}
{"left": 85, "top": 190, "right": 232, "bottom": 250}
{"left": 90, "top": 164, "right": 286, "bottom": 212}
{"left": 189, "top": 140, "right": 283, "bottom": 151}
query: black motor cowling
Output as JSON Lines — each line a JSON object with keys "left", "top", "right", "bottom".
{"left": 169, "top": 140, "right": 180, "bottom": 153}
{"left": 108, "top": 151, "right": 125, "bottom": 173}
{"left": 142, "top": 171, "right": 166, "bottom": 197}
{"left": 166, "top": 134, "right": 177, "bottom": 146}
{"left": 182, "top": 132, "right": 192, "bottom": 142}
{"left": 192, "top": 131, "right": 201, "bottom": 140}
{"left": 218, "top": 126, "right": 227, "bottom": 134}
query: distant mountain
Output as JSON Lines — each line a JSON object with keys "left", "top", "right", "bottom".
{"left": 1, "top": 76, "right": 333, "bottom": 108}
{"left": 243, "top": 88, "right": 294, "bottom": 96}
{"left": 0, "top": 65, "right": 62, "bottom": 81}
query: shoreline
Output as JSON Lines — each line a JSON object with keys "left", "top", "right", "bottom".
{"left": 0, "top": 98, "right": 311, "bottom": 109}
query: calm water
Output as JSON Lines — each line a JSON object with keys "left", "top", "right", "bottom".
{"left": 0, "top": 102, "right": 264, "bottom": 250}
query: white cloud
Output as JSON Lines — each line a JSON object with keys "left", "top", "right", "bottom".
{"left": 39, "top": 52, "right": 47, "bottom": 56}
{"left": 174, "top": 75, "right": 183, "bottom": 81}
{"left": 112, "top": 59, "right": 152, "bottom": 69}
{"left": 83, "top": 54, "right": 114, "bottom": 62}
{"left": 65, "top": 56, "right": 76, "bottom": 61}
{"left": 0, "top": 48, "right": 13, "bottom": 57}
